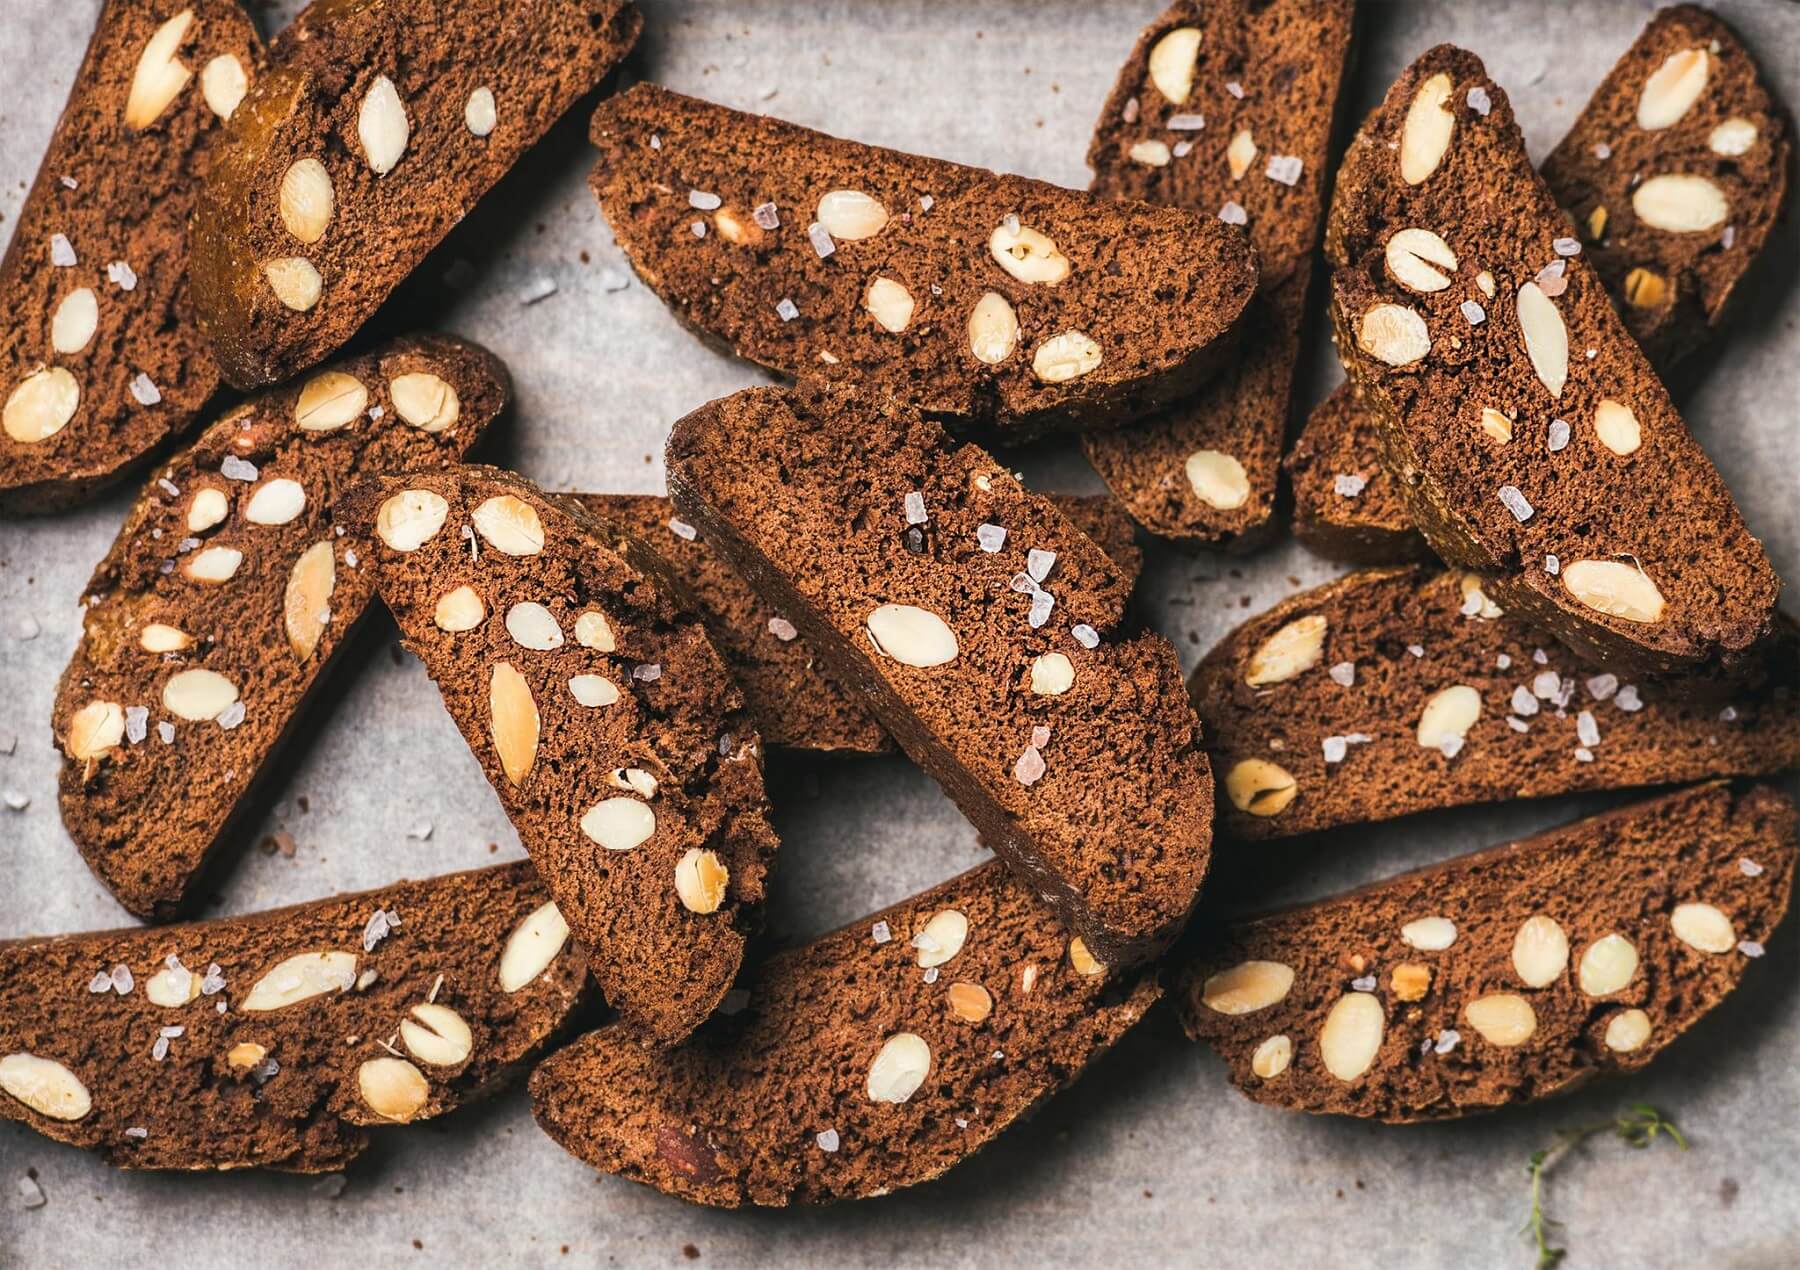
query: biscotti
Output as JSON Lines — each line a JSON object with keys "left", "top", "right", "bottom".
{"left": 341, "top": 467, "right": 779, "bottom": 1047}
{"left": 1289, "top": 9, "right": 1791, "bottom": 564}
{"left": 1193, "top": 567, "right": 1800, "bottom": 840}
{"left": 1081, "top": 0, "right": 1354, "bottom": 545}
{"left": 666, "top": 382, "right": 1213, "bottom": 965}
{"left": 1326, "top": 46, "right": 1778, "bottom": 673}
{"left": 53, "top": 334, "right": 508, "bottom": 919}
{"left": 578, "top": 492, "right": 1143, "bottom": 755}
{"left": 529, "top": 859, "right": 1158, "bottom": 1206}
{"left": 188, "top": 0, "right": 641, "bottom": 388}
{"left": 0, "top": 862, "right": 587, "bottom": 1170}
{"left": 1175, "top": 782, "right": 1795, "bottom": 1121}
{"left": 0, "top": 1, "right": 260, "bottom": 514}
{"left": 588, "top": 83, "right": 1258, "bottom": 439}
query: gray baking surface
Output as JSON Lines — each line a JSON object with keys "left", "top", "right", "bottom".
{"left": 3, "top": 1, "right": 1797, "bottom": 1265}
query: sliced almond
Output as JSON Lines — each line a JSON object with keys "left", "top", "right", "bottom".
{"left": 1032, "top": 331, "right": 1102, "bottom": 383}
{"left": 1478, "top": 407, "right": 1514, "bottom": 444}
{"left": 184, "top": 545, "right": 243, "bottom": 584}
{"left": 1515, "top": 281, "right": 1568, "bottom": 397}
{"left": 1604, "top": 1008, "right": 1652, "bottom": 1053}
{"left": 433, "top": 585, "right": 486, "bottom": 633}
{"left": 913, "top": 910, "right": 969, "bottom": 969}
{"left": 294, "top": 371, "right": 368, "bottom": 432}
{"left": 1128, "top": 139, "right": 1172, "bottom": 167}
{"left": 4, "top": 367, "right": 80, "bottom": 443}
{"left": 400, "top": 1004, "right": 473, "bottom": 1067}
{"left": 1632, "top": 174, "right": 1729, "bottom": 233}
{"left": 1029, "top": 652, "right": 1075, "bottom": 695}
{"left": 989, "top": 221, "right": 1070, "bottom": 286}
{"left": 1384, "top": 227, "right": 1458, "bottom": 293}
{"left": 866, "top": 604, "right": 957, "bottom": 667}
{"left": 1399, "top": 72, "right": 1455, "bottom": 185}
{"left": 50, "top": 287, "right": 99, "bottom": 354}
{"left": 568, "top": 675, "right": 620, "bottom": 707}
{"left": 1670, "top": 902, "right": 1735, "bottom": 953}
{"left": 1357, "top": 303, "right": 1430, "bottom": 366}
{"left": 488, "top": 662, "right": 539, "bottom": 786}
{"left": 1416, "top": 684, "right": 1480, "bottom": 752}
{"left": 1561, "top": 560, "right": 1665, "bottom": 623}
{"left": 815, "top": 190, "right": 889, "bottom": 240}
{"left": 1319, "top": 992, "right": 1384, "bottom": 1081}
{"left": 245, "top": 478, "right": 306, "bottom": 526}
{"left": 240, "top": 950, "right": 356, "bottom": 1011}
{"left": 1245, "top": 614, "right": 1327, "bottom": 686}
{"left": 1224, "top": 758, "right": 1297, "bottom": 816}
{"left": 161, "top": 668, "right": 238, "bottom": 721}
{"left": 1636, "top": 48, "right": 1709, "bottom": 130}
{"left": 1068, "top": 937, "right": 1105, "bottom": 978}
{"left": 1708, "top": 117, "right": 1758, "bottom": 157}
{"left": 358, "top": 75, "right": 410, "bottom": 175}
{"left": 946, "top": 982, "right": 993, "bottom": 1024}
{"left": 1593, "top": 399, "right": 1642, "bottom": 456}
{"left": 200, "top": 53, "right": 248, "bottom": 119}
{"left": 1511, "top": 915, "right": 1570, "bottom": 987}
{"left": 574, "top": 610, "right": 616, "bottom": 652}
{"left": 124, "top": 11, "right": 195, "bottom": 131}
{"left": 1401, "top": 917, "right": 1457, "bottom": 951}
{"left": 472, "top": 495, "right": 545, "bottom": 556}
{"left": 1147, "top": 27, "right": 1201, "bottom": 104}
{"left": 967, "top": 291, "right": 1020, "bottom": 364}
{"left": 1251, "top": 1035, "right": 1292, "bottom": 1079}
{"left": 283, "top": 541, "right": 336, "bottom": 661}
{"left": 1577, "top": 934, "right": 1639, "bottom": 996}
{"left": 375, "top": 489, "right": 448, "bottom": 552}
{"left": 357, "top": 1057, "right": 428, "bottom": 1122}
{"left": 1464, "top": 993, "right": 1536, "bottom": 1046}
{"left": 263, "top": 258, "right": 322, "bottom": 312}
{"left": 863, "top": 276, "right": 916, "bottom": 333}
{"left": 389, "top": 373, "right": 460, "bottom": 432}
{"left": 580, "top": 797, "right": 657, "bottom": 851}
{"left": 504, "top": 602, "right": 563, "bottom": 651}
{"left": 65, "top": 700, "right": 124, "bottom": 760}
{"left": 1201, "top": 960, "right": 1294, "bottom": 1014}
{"left": 279, "top": 159, "right": 334, "bottom": 245}
{"left": 1227, "top": 129, "right": 1257, "bottom": 181}
{"left": 0, "top": 1053, "right": 92, "bottom": 1121}
{"left": 674, "top": 849, "right": 730, "bottom": 914}
{"left": 187, "top": 487, "right": 228, "bottom": 532}
{"left": 498, "top": 901, "right": 570, "bottom": 992}
{"left": 866, "top": 1032, "right": 931, "bottom": 1103}
{"left": 1184, "top": 449, "right": 1250, "bottom": 510}
{"left": 140, "top": 623, "right": 193, "bottom": 653}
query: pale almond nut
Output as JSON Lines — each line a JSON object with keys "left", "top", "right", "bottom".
{"left": 1622, "top": 267, "right": 1669, "bottom": 309}
{"left": 866, "top": 604, "right": 957, "bottom": 667}
{"left": 1416, "top": 684, "right": 1480, "bottom": 752}
{"left": 1244, "top": 614, "right": 1327, "bottom": 686}
{"left": 1475, "top": 269, "right": 1496, "bottom": 298}
{"left": 675, "top": 848, "right": 730, "bottom": 915}
{"left": 946, "top": 981, "right": 993, "bottom": 1024}
{"left": 1478, "top": 407, "right": 1514, "bottom": 444}
{"left": 50, "top": 287, "right": 98, "bottom": 354}
{"left": 574, "top": 610, "right": 616, "bottom": 651}
{"left": 278, "top": 159, "right": 334, "bottom": 244}
{"left": 0, "top": 1053, "right": 92, "bottom": 1121}
{"left": 140, "top": 623, "right": 193, "bottom": 653}
{"left": 504, "top": 602, "right": 563, "bottom": 651}
{"left": 1604, "top": 1008, "right": 1652, "bottom": 1053}
{"left": 184, "top": 545, "right": 243, "bottom": 583}
{"left": 1184, "top": 449, "right": 1250, "bottom": 510}
{"left": 866, "top": 1032, "right": 931, "bottom": 1103}
{"left": 1401, "top": 916, "right": 1457, "bottom": 951}
{"left": 913, "top": 910, "right": 969, "bottom": 968}
{"left": 1384, "top": 227, "right": 1458, "bottom": 293}
{"left": 464, "top": 86, "right": 497, "bottom": 137}
{"left": 1593, "top": 399, "right": 1642, "bottom": 456}
{"left": 1227, "top": 129, "right": 1257, "bottom": 181}
{"left": 609, "top": 761, "right": 659, "bottom": 793}
{"left": 4, "top": 367, "right": 80, "bottom": 443}
{"left": 472, "top": 495, "right": 545, "bottom": 556}
{"left": 1464, "top": 992, "right": 1536, "bottom": 1046}
{"left": 1032, "top": 331, "right": 1102, "bottom": 383}
{"left": 162, "top": 666, "right": 237, "bottom": 722}
{"left": 1460, "top": 574, "right": 1503, "bottom": 619}
{"left": 1578, "top": 934, "right": 1639, "bottom": 996}
{"left": 187, "top": 486, "right": 229, "bottom": 532}
{"left": 1200, "top": 960, "right": 1294, "bottom": 1014}
{"left": 400, "top": 1003, "right": 473, "bottom": 1067}
{"left": 66, "top": 700, "right": 124, "bottom": 760}
{"left": 295, "top": 371, "right": 368, "bottom": 432}
{"left": 358, "top": 75, "right": 409, "bottom": 175}
{"left": 124, "top": 11, "right": 195, "bottom": 131}
{"left": 245, "top": 478, "right": 306, "bottom": 525}
{"left": 145, "top": 961, "right": 199, "bottom": 1007}
{"left": 1561, "top": 559, "right": 1665, "bottom": 623}
{"left": 389, "top": 373, "right": 460, "bottom": 432}
{"left": 374, "top": 489, "right": 449, "bottom": 553}
{"left": 1029, "top": 651, "right": 1075, "bottom": 695}
{"left": 499, "top": 901, "right": 570, "bottom": 992}
{"left": 1068, "top": 937, "right": 1105, "bottom": 978}
{"left": 1224, "top": 757, "right": 1297, "bottom": 816}
{"left": 580, "top": 797, "right": 656, "bottom": 851}
{"left": 1636, "top": 48, "right": 1709, "bottom": 130}
{"left": 241, "top": 950, "right": 356, "bottom": 1011}
{"left": 989, "top": 222, "right": 1070, "bottom": 286}
{"left": 1128, "top": 139, "right": 1172, "bottom": 167}
{"left": 568, "top": 675, "right": 620, "bottom": 707}
{"left": 1399, "top": 72, "right": 1455, "bottom": 185}
{"left": 1511, "top": 915, "right": 1570, "bottom": 987}
{"left": 488, "top": 662, "right": 538, "bottom": 786}
{"left": 358, "top": 1056, "right": 428, "bottom": 1122}
{"left": 1250, "top": 1034, "right": 1292, "bottom": 1079}
{"left": 1586, "top": 205, "right": 1609, "bottom": 239}
{"left": 714, "top": 208, "right": 754, "bottom": 244}
{"left": 863, "top": 276, "right": 915, "bottom": 332}
{"left": 1632, "top": 174, "right": 1729, "bottom": 233}
{"left": 967, "top": 291, "right": 1020, "bottom": 364}
{"left": 1516, "top": 281, "right": 1568, "bottom": 397}
{"left": 200, "top": 53, "right": 248, "bottom": 119}
{"left": 815, "top": 190, "right": 888, "bottom": 240}
{"left": 283, "top": 540, "right": 336, "bottom": 661}
{"left": 1357, "top": 303, "right": 1430, "bottom": 366}
{"left": 1319, "top": 992, "right": 1384, "bottom": 1081}
{"left": 433, "top": 585, "right": 485, "bottom": 632}
{"left": 226, "top": 1041, "right": 266, "bottom": 1072}
{"left": 1670, "top": 901, "right": 1735, "bottom": 953}
{"left": 1391, "top": 962, "right": 1432, "bottom": 1002}
{"left": 263, "top": 258, "right": 322, "bottom": 312}
{"left": 1708, "top": 117, "right": 1758, "bottom": 157}
{"left": 1147, "top": 27, "right": 1201, "bottom": 103}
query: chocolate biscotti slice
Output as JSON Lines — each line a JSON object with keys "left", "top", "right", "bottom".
{"left": 530, "top": 859, "right": 1158, "bottom": 1206}
{"left": 578, "top": 493, "right": 1142, "bottom": 755}
{"left": 1326, "top": 46, "right": 1778, "bottom": 673}
{"left": 0, "top": 1, "right": 261, "bottom": 514}
{"left": 54, "top": 335, "right": 507, "bottom": 919}
{"left": 1176, "top": 782, "right": 1795, "bottom": 1121}
{"left": 1193, "top": 567, "right": 1800, "bottom": 840}
{"left": 588, "top": 83, "right": 1257, "bottom": 439}
{"left": 666, "top": 383, "right": 1213, "bottom": 965}
{"left": 188, "top": 0, "right": 641, "bottom": 388}
{"left": 342, "top": 467, "right": 779, "bottom": 1047}
{"left": 1080, "top": 0, "right": 1355, "bottom": 545}
{"left": 0, "top": 862, "right": 587, "bottom": 1170}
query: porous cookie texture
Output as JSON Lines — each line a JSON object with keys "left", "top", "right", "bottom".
{"left": 188, "top": 0, "right": 641, "bottom": 388}
{"left": 579, "top": 493, "right": 1142, "bottom": 754}
{"left": 529, "top": 859, "right": 1159, "bottom": 1206}
{"left": 1325, "top": 46, "right": 1777, "bottom": 673}
{"left": 1081, "top": 0, "right": 1354, "bottom": 545}
{"left": 1289, "top": 8, "right": 1791, "bottom": 564}
{"left": 0, "top": 1, "right": 261, "bottom": 514}
{"left": 341, "top": 467, "right": 779, "bottom": 1048}
{"left": 53, "top": 335, "right": 507, "bottom": 919}
{"left": 666, "top": 382, "right": 1213, "bottom": 965}
{"left": 1193, "top": 567, "right": 1800, "bottom": 840}
{"left": 1176, "top": 783, "right": 1795, "bottom": 1121}
{"left": 0, "top": 862, "right": 587, "bottom": 1170}
{"left": 588, "top": 83, "right": 1258, "bottom": 439}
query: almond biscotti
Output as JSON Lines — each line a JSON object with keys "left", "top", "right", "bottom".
{"left": 666, "top": 382, "right": 1213, "bottom": 965}
{"left": 53, "top": 335, "right": 508, "bottom": 919}
{"left": 1176, "top": 783, "right": 1795, "bottom": 1121}
{"left": 188, "top": 0, "right": 641, "bottom": 388}
{"left": 0, "top": 862, "right": 587, "bottom": 1170}
{"left": 1081, "top": 0, "right": 1354, "bottom": 545}
{"left": 1193, "top": 567, "right": 1800, "bottom": 840}
{"left": 342, "top": 467, "right": 779, "bottom": 1048}
{"left": 1327, "top": 46, "right": 1778, "bottom": 673}
{"left": 529, "top": 859, "right": 1158, "bottom": 1206}
{"left": 588, "top": 84, "right": 1258, "bottom": 439}
{"left": 1, "top": 1, "right": 260, "bottom": 514}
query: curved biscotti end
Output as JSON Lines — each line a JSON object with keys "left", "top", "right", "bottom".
{"left": 51, "top": 334, "right": 508, "bottom": 920}
{"left": 0, "top": 862, "right": 587, "bottom": 1169}
{"left": 588, "top": 84, "right": 1257, "bottom": 438}
{"left": 0, "top": 2, "right": 264, "bottom": 515}
{"left": 189, "top": 0, "right": 641, "bottom": 388}
{"left": 1175, "top": 783, "right": 1796, "bottom": 1122}
{"left": 338, "top": 465, "right": 777, "bottom": 1048}
{"left": 528, "top": 860, "right": 1160, "bottom": 1206}
{"left": 1284, "top": 383, "right": 1431, "bottom": 565}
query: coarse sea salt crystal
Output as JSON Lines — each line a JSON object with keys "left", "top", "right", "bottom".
{"left": 687, "top": 189, "right": 721, "bottom": 211}
{"left": 816, "top": 1129, "right": 840, "bottom": 1152}
{"left": 775, "top": 297, "right": 799, "bottom": 322}
{"left": 1329, "top": 662, "right": 1355, "bottom": 687}
{"left": 1026, "top": 548, "right": 1056, "bottom": 583}
{"left": 1333, "top": 473, "right": 1367, "bottom": 498}
{"left": 1460, "top": 299, "right": 1486, "bottom": 324}
{"left": 1265, "top": 154, "right": 1303, "bottom": 186}
{"left": 768, "top": 617, "right": 798, "bottom": 641}
{"left": 668, "top": 517, "right": 698, "bottom": 541}
{"left": 1218, "top": 201, "right": 1247, "bottom": 226}
{"left": 904, "top": 491, "right": 928, "bottom": 524}
{"left": 976, "top": 523, "right": 1007, "bottom": 552}
{"left": 1577, "top": 710, "right": 1600, "bottom": 747}
{"left": 50, "top": 233, "right": 76, "bottom": 266}
{"left": 1467, "top": 86, "right": 1491, "bottom": 115}
{"left": 1547, "top": 419, "right": 1571, "bottom": 451}
{"left": 807, "top": 222, "right": 835, "bottom": 258}
{"left": 1013, "top": 745, "right": 1046, "bottom": 785}
{"left": 1071, "top": 624, "right": 1099, "bottom": 649}
{"left": 753, "top": 202, "right": 780, "bottom": 230}
{"left": 871, "top": 921, "right": 892, "bottom": 944}
{"left": 108, "top": 259, "right": 138, "bottom": 291}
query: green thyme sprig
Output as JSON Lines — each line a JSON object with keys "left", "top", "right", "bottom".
{"left": 1521, "top": 1103, "right": 1687, "bottom": 1268}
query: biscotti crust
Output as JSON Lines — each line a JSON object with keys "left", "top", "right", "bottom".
{"left": 0, "top": 862, "right": 588, "bottom": 1170}
{"left": 188, "top": 0, "right": 641, "bottom": 388}
{"left": 52, "top": 334, "right": 509, "bottom": 919}
{"left": 529, "top": 859, "right": 1159, "bottom": 1207}
{"left": 1175, "top": 783, "right": 1796, "bottom": 1121}
{"left": 588, "top": 83, "right": 1258, "bottom": 439}
{"left": 0, "top": 1, "right": 262, "bottom": 514}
